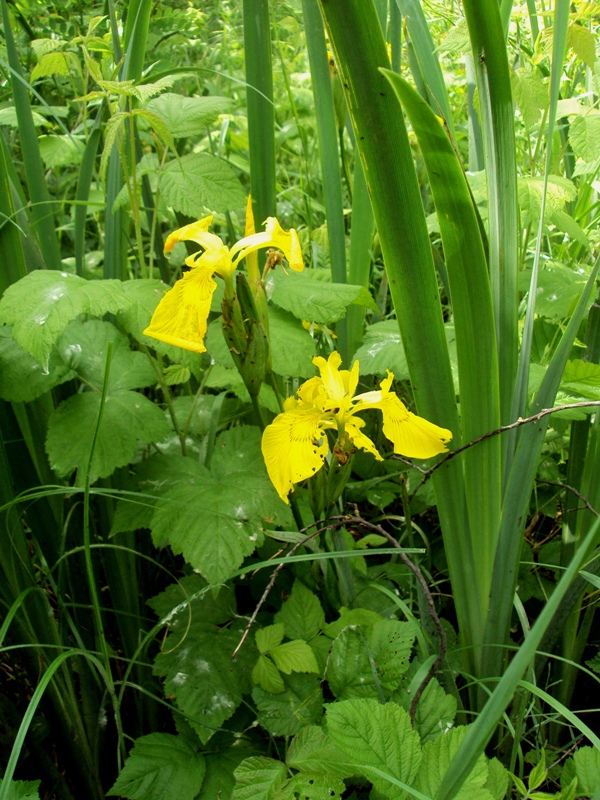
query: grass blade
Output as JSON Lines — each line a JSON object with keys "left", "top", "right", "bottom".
{"left": 346, "top": 156, "right": 374, "bottom": 359}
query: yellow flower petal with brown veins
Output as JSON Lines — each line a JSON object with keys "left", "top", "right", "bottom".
{"left": 345, "top": 418, "right": 383, "bottom": 461}
{"left": 163, "top": 215, "right": 214, "bottom": 252}
{"left": 142, "top": 267, "right": 216, "bottom": 353}
{"left": 261, "top": 405, "right": 330, "bottom": 503}
{"left": 377, "top": 393, "right": 452, "bottom": 458}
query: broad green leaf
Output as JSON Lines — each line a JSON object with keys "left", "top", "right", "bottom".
{"left": 253, "top": 654, "right": 285, "bottom": 693}
{"left": 286, "top": 726, "right": 352, "bottom": 781}
{"left": 232, "top": 757, "right": 287, "bottom": 800}
{"left": 268, "top": 268, "right": 376, "bottom": 324}
{"left": 163, "top": 364, "right": 190, "bottom": 385}
{"left": 253, "top": 673, "right": 323, "bottom": 736}
{"left": 485, "top": 759, "right": 509, "bottom": 800}
{"left": 326, "top": 698, "right": 421, "bottom": 796}
{"left": 56, "top": 319, "right": 156, "bottom": 391}
{"left": 567, "top": 22, "right": 596, "bottom": 67}
{"left": 0, "top": 327, "right": 74, "bottom": 402}
{"left": 414, "top": 727, "right": 492, "bottom": 799}
{"left": 169, "top": 395, "right": 215, "bottom": 437}
{"left": 38, "top": 134, "right": 84, "bottom": 168}
{"left": 46, "top": 390, "right": 169, "bottom": 482}
{"left": 518, "top": 175, "right": 577, "bottom": 224}
{"left": 203, "top": 364, "right": 281, "bottom": 415}
{"left": 323, "top": 607, "right": 384, "bottom": 639}
{"left": 274, "top": 772, "right": 346, "bottom": 800}
{"left": 275, "top": 580, "right": 325, "bottom": 641}
{"left": 561, "top": 359, "right": 600, "bottom": 399}
{"left": 0, "top": 107, "right": 47, "bottom": 127}
{"left": 30, "top": 50, "right": 79, "bottom": 80}
{"left": 31, "top": 38, "right": 64, "bottom": 58}
{"left": 100, "top": 111, "right": 129, "bottom": 181}
{"left": 210, "top": 425, "right": 270, "bottom": 480}
{"left": 270, "top": 640, "right": 319, "bottom": 675}
{"left": 352, "top": 321, "right": 409, "bottom": 379}
{"left": 160, "top": 153, "right": 246, "bottom": 216}
{"left": 153, "top": 622, "right": 253, "bottom": 743}
{"left": 569, "top": 110, "right": 600, "bottom": 162}
{"left": 572, "top": 746, "right": 600, "bottom": 794}
{"left": 0, "top": 780, "right": 41, "bottom": 800}
{"left": 147, "top": 574, "right": 235, "bottom": 626}
{"left": 106, "top": 733, "right": 205, "bottom": 800}
{"left": 198, "top": 752, "right": 250, "bottom": 800}
{"left": 0, "top": 270, "right": 131, "bottom": 364}
{"left": 268, "top": 306, "right": 317, "bottom": 377}
{"left": 146, "top": 93, "right": 234, "bottom": 138}
{"left": 511, "top": 68, "right": 548, "bottom": 129}
{"left": 397, "top": 677, "right": 456, "bottom": 743}
{"left": 256, "top": 624, "right": 285, "bottom": 654}
{"left": 327, "top": 619, "right": 415, "bottom": 699}
{"left": 518, "top": 262, "right": 589, "bottom": 320}
{"left": 550, "top": 210, "right": 590, "bottom": 249}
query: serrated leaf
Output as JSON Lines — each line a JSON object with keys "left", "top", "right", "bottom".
{"left": 0, "top": 327, "right": 75, "bottom": 401}
{"left": 268, "top": 268, "right": 376, "bottom": 324}
{"left": 256, "top": 624, "right": 285, "bottom": 654}
{"left": 160, "top": 152, "right": 246, "bottom": 215}
{"left": 253, "top": 673, "right": 323, "bottom": 737}
{"left": 518, "top": 262, "right": 589, "bottom": 320}
{"left": 0, "top": 779, "right": 41, "bottom": 800}
{"left": 398, "top": 676, "right": 456, "bottom": 743}
{"left": 275, "top": 580, "right": 325, "bottom": 641}
{"left": 561, "top": 359, "right": 600, "bottom": 399}
{"left": 0, "top": 107, "right": 48, "bottom": 127}
{"left": 116, "top": 278, "right": 167, "bottom": 339}
{"left": 147, "top": 574, "right": 234, "bottom": 626}
{"left": 528, "top": 755, "right": 546, "bottom": 791}
{"left": 0, "top": 270, "right": 131, "bottom": 364}
{"left": 100, "top": 111, "right": 129, "bottom": 181}
{"left": 550, "top": 209, "right": 590, "bottom": 249}
{"left": 198, "top": 751, "right": 250, "bottom": 800}
{"left": 154, "top": 622, "right": 253, "bottom": 743}
{"left": 414, "top": 726, "right": 492, "bottom": 799}
{"left": 146, "top": 93, "right": 234, "bottom": 138}
{"left": 46, "top": 390, "right": 169, "bottom": 482}
{"left": 511, "top": 68, "right": 548, "bottom": 129}
{"left": 38, "top": 134, "right": 85, "bottom": 168}
{"left": 232, "top": 757, "right": 288, "bottom": 800}
{"left": 203, "top": 364, "right": 281, "bottom": 414}
{"left": 326, "top": 698, "right": 421, "bottom": 797}
{"left": 323, "top": 607, "right": 384, "bottom": 639}
{"left": 286, "top": 726, "right": 352, "bottom": 781}
{"left": 252, "top": 655, "right": 285, "bottom": 694}
{"left": 567, "top": 22, "right": 596, "bottom": 67}
{"left": 352, "top": 321, "right": 409, "bottom": 379}
{"left": 169, "top": 395, "right": 215, "bottom": 436}
{"left": 573, "top": 746, "right": 600, "bottom": 794}
{"left": 31, "top": 38, "right": 64, "bottom": 58}
{"left": 274, "top": 772, "right": 346, "bottom": 800}
{"left": 569, "top": 110, "right": 600, "bottom": 162}
{"left": 163, "top": 364, "right": 190, "bottom": 385}
{"left": 518, "top": 175, "right": 577, "bottom": 224}
{"left": 106, "top": 733, "right": 205, "bottom": 800}
{"left": 327, "top": 619, "right": 415, "bottom": 699}
{"left": 30, "top": 51, "right": 79, "bottom": 81}
{"left": 271, "top": 640, "right": 319, "bottom": 675}
{"left": 133, "top": 108, "right": 175, "bottom": 152}
{"left": 485, "top": 758, "right": 509, "bottom": 800}
{"left": 267, "top": 306, "right": 317, "bottom": 377}
{"left": 57, "top": 319, "right": 156, "bottom": 391}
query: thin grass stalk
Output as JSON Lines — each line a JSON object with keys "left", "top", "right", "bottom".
{"left": 465, "top": 55, "right": 484, "bottom": 171}
{"left": 435, "top": 512, "right": 600, "bottom": 800}
{"left": 302, "top": 0, "right": 348, "bottom": 362}
{"left": 75, "top": 110, "right": 103, "bottom": 277}
{"left": 243, "top": 0, "right": 277, "bottom": 228}
{"left": 481, "top": 256, "right": 600, "bottom": 684}
{"left": 1, "top": 0, "right": 61, "bottom": 270}
{"left": 388, "top": 0, "right": 401, "bottom": 73}
{"left": 462, "top": 0, "right": 518, "bottom": 428}
{"left": 346, "top": 156, "right": 374, "bottom": 359}
{"left": 384, "top": 72, "right": 501, "bottom": 615}
{"left": 395, "top": 0, "right": 456, "bottom": 140}
{"left": 0, "top": 139, "right": 27, "bottom": 288}
{"left": 316, "top": 0, "right": 484, "bottom": 661}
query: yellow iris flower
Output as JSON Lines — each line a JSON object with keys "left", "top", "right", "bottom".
{"left": 261, "top": 351, "right": 452, "bottom": 504}
{"left": 143, "top": 211, "right": 304, "bottom": 353}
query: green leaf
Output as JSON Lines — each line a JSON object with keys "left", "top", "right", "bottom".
{"left": 38, "top": 134, "right": 85, "bottom": 168}
{"left": 256, "top": 624, "right": 285, "bottom": 654}
{"left": 352, "top": 321, "right": 409, "bottom": 379}
{"left": 275, "top": 580, "right": 325, "bottom": 641}
{"left": 267, "top": 306, "right": 317, "bottom": 377}
{"left": 271, "top": 640, "right": 319, "bottom": 675}
{"left": 46, "top": 390, "right": 169, "bottom": 482}
{"left": 528, "top": 753, "right": 546, "bottom": 791}
{"left": 160, "top": 153, "right": 246, "bottom": 216}
{"left": 0, "top": 780, "right": 41, "bottom": 800}
{"left": 163, "top": 364, "right": 190, "bottom": 385}
{"left": 252, "top": 654, "right": 285, "bottom": 693}
{"left": 0, "top": 270, "right": 131, "bottom": 364}
{"left": 198, "top": 751, "right": 251, "bottom": 800}
{"left": 517, "top": 175, "right": 577, "bottom": 224}
{"left": 569, "top": 110, "right": 600, "bottom": 162}
{"left": 204, "top": 364, "right": 281, "bottom": 414}
{"left": 0, "top": 106, "right": 47, "bottom": 127}
{"left": 57, "top": 319, "right": 156, "bottom": 391}
{"left": 0, "top": 327, "right": 75, "bottom": 402}
{"left": 147, "top": 574, "right": 235, "bottom": 626}
{"left": 153, "top": 622, "right": 253, "bottom": 743}
{"left": 253, "top": 673, "right": 323, "bottom": 737}
{"left": 100, "top": 111, "right": 129, "bottom": 182}
{"left": 30, "top": 50, "right": 79, "bottom": 80}
{"left": 485, "top": 758, "right": 509, "bottom": 800}
{"left": 106, "top": 733, "right": 205, "bottom": 800}
{"left": 567, "top": 22, "right": 596, "bottom": 67}
{"left": 397, "top": 676, "right": 456, "bottom": 743}
{"left": 572, "top": 746, "right": 600, "bottom": 794}
{"left": 561, "top": 359, "right": 600, "bottom": 399}
{"left": 286, "top": 726, "right": 352, "bottom": 781}
{"left": 327, "top": 619, "right": 415, "bottom": 699}
{"left": 274, "top": 772, "right": 346, "bottom": 800}
{"left": 116, "top": 279, "right": 167, "bottom": 342}
{"left": 323, "top": 607, "right": 384, "bottom": 639}
{"left": 232, "top": 757, "right": 288, "bottom": 800}
{"left": 325, "top": 698, "right": 421, "bottom": 797}
{"left": 414, "top": 727, "right": 492, "bottom": 799}
{"left": 511, "top": 68, "right": 548, "bottom": 129}
{"left": 518, "top": 262, "right": 589, "bottom": 320}
{"left": 268, "top": 268, "right": 376, "bottom": 324}
{"left": 146, "top": 93, "right": 234, "bottom": 138}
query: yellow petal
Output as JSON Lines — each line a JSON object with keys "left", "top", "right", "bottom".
{"left": 313, "top": 352, "right": 345, "bottom": 402}
{"left": 245, "top": 195, "right": 256, "bottom": 237}
{"left": 261, "top": 406, "right": 329, "bottom": 503}
{"left": 345, "top": 418, "right": 383, "bottom": 461}
{"left": 377, "top": 393, "right": 452, "bottom": 458}
{"left": 264, "top": 217, "right": 304, "bottom": 271}
{"left": 164, "top": 216, "right": 214, "bottom": 253}
{"left": 143, "top": 267, "right": 216, "bottom": 353}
